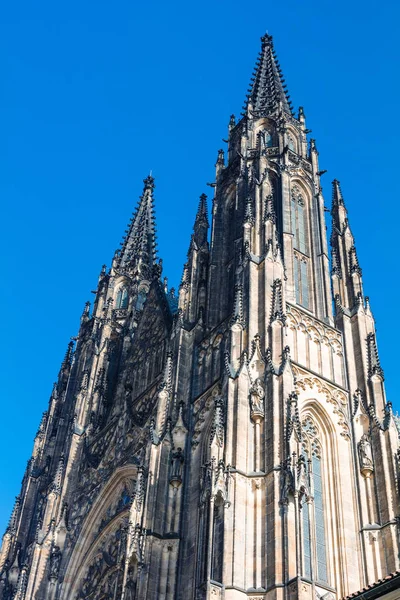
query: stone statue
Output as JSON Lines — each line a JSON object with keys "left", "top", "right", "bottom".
{"left": 359, "top": 434, "right": 373, "bottom": 471}
{"left": 250, "top": 379, "right": 265, "bottom": 416}
{"left": 171, "top": 448, "right": 184, "bottom": 480}
{"left": 49, "top": 545, "right": 62, "bottom": 580}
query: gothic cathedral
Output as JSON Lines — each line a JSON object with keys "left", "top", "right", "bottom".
{"left": 1, "top": 33, "right": 399, "bottom": 600}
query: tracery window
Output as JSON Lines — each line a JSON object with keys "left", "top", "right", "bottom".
{"left": 116, "top": 287, "right": 129, "bottom": 309}
{"left": 291, "top": 190, "right": 308, "bottom": 254}
{"left": 135, "top": 289, "right": 146, "bottom": 311}
{"left": 211, "top": 495, "right": 224, "bottom": 583}
{"left": 288, "top": 134, "right": 296, "bottom": 152}
{"left": 301, "top": 416, "right": 328, "bottom": 584}
{"left": 262, "top": 129, "right": 273, "bottom": 148}
{"left": 291, "top": 187, "right": 310, "bottom": 309}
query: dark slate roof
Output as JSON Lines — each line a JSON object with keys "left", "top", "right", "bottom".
{"left": 342, "top": 570, "right": 400, "bottom": 599}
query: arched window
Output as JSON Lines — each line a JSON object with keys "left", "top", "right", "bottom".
{"left": 263, "top": 130, "right": 273, "bottom": 148}
{"left": 135, "top": 289, "right": 146, "bottom": 311}
{"left": 291, "top": 187, "right": 310, "bottom": 309}
{"left": 294, "top": 255, "right": 309, "bottom": 309}
{"left": 211, "top": 494, "right": 224, "bottom": 582}
{"left": 116, "top": 287, "right": 128, "bottom": 309}
{"left": 288, "top": 134, "right": 296, "bottom": 152}
{"left": 301, "top": 416, "right": 328, "bottom": 584}
{"left": 291, "top": 189, "right": 308, "bottom": 254}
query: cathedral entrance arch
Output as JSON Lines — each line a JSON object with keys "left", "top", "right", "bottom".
{"left": 61, "top": 465, "right": 139, "bottom": 600}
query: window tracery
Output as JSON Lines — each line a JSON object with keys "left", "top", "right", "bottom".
{"left": 294, "top": 253, "right": 309, "bottom": 309}
{"left": 300, "top": 415, "right": 328, "bottom": 585}
{"left": 116, "top": 287, "right": 129, "bottom": 309}
{"left": 288, "top": 134, "right": 296, "bottom": 152}
{"left": 291, "top": 186, "right": 310, "bottom": 309}
{"left": 262, "top": 129, "right": 273, "bottom": 148}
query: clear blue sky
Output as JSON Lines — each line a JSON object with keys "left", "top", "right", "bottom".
{"left": 1, "top": 0, "right": 399, "bottom": 534}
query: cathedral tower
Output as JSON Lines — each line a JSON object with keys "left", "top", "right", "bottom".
{"left": 1, "top": 33, "right": 399, "bottom": 600}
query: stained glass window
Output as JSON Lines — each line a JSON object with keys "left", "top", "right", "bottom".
{"left": 264, "top": 130, "right": 273, "bottom": 147}
{"left": 291, "top": 190, "right": 310, "bottom": 309}
{"left": 301, "top": 416, "right": 328, "bottom": 585}
{"left": 294, "top": 255, "right": 300, "bottom": 305}
{"left": 300, "top": 261, "right": 309, "bottom": 309}
{"left": 303, "top": 499, "right": 312, "bottom": 579}
{"left": 313, "top": 455, "right": 328, "bottom": 583}
{"left": 116, "top": 287, "right": 128, "bottom": 309}
{"left": 298, "top": 202, "right": 307, "bottom": 254}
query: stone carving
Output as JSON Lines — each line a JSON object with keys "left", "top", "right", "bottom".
{"left": 76, "top": 523, "right": 127, "bottom": 600}
{"left": 358, "top": 434, "right": 374, "bottom": 475}
{"left": 170, "top": 448, "right": 184, "bottom": 482}
{"left": 249, "top": 379, "right": 265, "bottom": 420}
{"left": 48, "top": 545, "right": 62, "bottom": 581}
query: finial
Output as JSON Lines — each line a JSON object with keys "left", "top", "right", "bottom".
{"left": 144, "top": 174, "right": 155, "bottom": 189}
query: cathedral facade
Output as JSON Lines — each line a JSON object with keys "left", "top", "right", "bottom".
{"left": 1, "top": 33, "right": 399, "bottom": 600}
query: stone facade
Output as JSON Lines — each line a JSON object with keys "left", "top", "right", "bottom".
{"left": 1, "top": 33, "right": 399, "bottom": 600}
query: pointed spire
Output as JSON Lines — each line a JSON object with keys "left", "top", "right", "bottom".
{"left": 119, "top": 176, "right": 158, "bottom": 276}
{"left": 193, "top": 194, "right": 209, "bottom": 247}
{"left": 367, "top": 333, "right": 384, "bottom": 380}
{"left": 246, "top": 33, "right": 293, "bottom": 116}
{"left": 332, "top": 179, "right": 345, "bottom": 208}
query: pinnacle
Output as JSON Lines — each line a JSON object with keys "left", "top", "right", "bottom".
{"left": 192, "top": 193, "right": 209, "bottom": 247}
{"left": 196, "top": 193, "right": 209, "bottom": 224}
{"left": 245, "top": 33, "right": 293, "bottom": 116}
{"left": 332, "top": 179, "right": 345, "bottom": 208}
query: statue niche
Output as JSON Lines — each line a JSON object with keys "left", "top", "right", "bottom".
{"left": 358, "top": 433, "right": 374, "bottom": 476}
{"left": 249, "top": 378, "right": 265, "bottom": 422}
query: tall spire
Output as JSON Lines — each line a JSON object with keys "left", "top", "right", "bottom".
{"left": 119, "top": 175, "right": 158, "bottom": 274}
{"left": 246, "top": 33, "right": 293, "bottom": 116}
{"left": 330, "top": 179, "right": 364, "bottom": 310}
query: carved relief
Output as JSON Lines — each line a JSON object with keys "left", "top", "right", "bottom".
{"left": 76, "top": 522, "right": 127, "bottom": 599}
{"left": 293, "top": 365, "right": 350, "bottom": 439}
{"left": 287, "top": 304, "right": 345, "bottom": 387}
{"left": 192, "top": 385, "right": 220, "bottom": 448}
{"left": 249, "top": 378, "right": 265, "bottom": 421}
{"left": 358, "top": 433, "right": 374, "bottom": 476}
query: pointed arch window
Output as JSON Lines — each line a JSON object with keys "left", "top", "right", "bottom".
{"left": 291, "top": 190, "right": 308, "bottom": 254}
{"left": 211, "top": 494, "right": 224, "bottom": 583}
{"left": 288, "top": 134, "right": 296, "bottom": 152}
{"left": 291, "top": 187, "right": 310, "bottom": 309}
{"left": 135, "top": 289, "right": 146, "bottom": 311}
{"left": 116, "top": 287, "right": 129, "bottom": 309}
{"left": 262, "top": 129, "right": 273, "bottom": 148}
{"left": 301, "top": 417, "right": 328, "bottom": 585}
{"left": 294, "top": 254, "right": 309, "bottom": 309}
